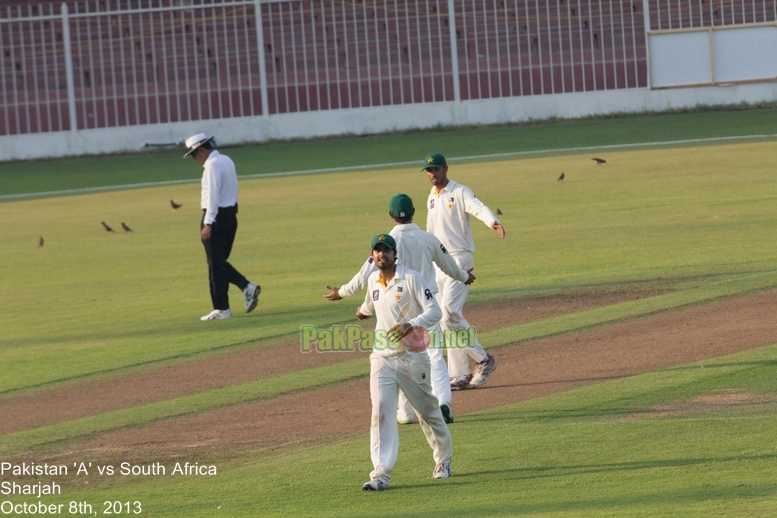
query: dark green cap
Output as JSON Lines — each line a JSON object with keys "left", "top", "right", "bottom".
{"left": 371, "top": 233, "right": 397, "bottom": 251}
{"left": 422, "top": 153, "right": 447, "bottom": 170}
{"left": 389, "top": 193, "right": 414, "bottom": 219}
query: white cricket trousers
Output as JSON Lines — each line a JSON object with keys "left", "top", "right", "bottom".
{"left": 436, "top": 252, "right": 489, "bottom": 378}
{"left": 397, "top": 324, "right": 453, "bottom": 422}
{"left": 369, "top": 351, "right": 452, "bottom": 484}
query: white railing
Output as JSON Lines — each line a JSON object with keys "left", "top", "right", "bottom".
{"left": 8, "top": 0, "right": 775, "bottom": 137}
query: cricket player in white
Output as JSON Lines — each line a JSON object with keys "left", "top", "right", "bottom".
{"left": 357, "top": 233, "right": 452, "bottom": 491}
{"left": 325, "top": 194, "right": 475, "bottom": 424}
{"left": 424, "top": 153, "right": 506, "bottom": 390}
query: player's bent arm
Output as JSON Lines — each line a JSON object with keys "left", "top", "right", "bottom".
{"left": 357, "top": 290, "right": 374, "bottom": 320}
{"left": 430, "top": 235, "right": 470, "bottom": 284}
{"left": 405, "top": 278, "right": 442, "bottom": 330}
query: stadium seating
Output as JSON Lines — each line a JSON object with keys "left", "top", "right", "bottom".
{"left": 0, "top": 0, "right": 773, "bottom": 134}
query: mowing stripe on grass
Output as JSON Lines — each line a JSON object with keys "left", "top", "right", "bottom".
{"left": 481, "top": 269, "right": 777, "bottom": 349}
{"left": 3, "top": 133, "right": 776, "bottom": 201}
{"left": 42, "top": 343, "right": 777, "bottom": 518}
{"left": 0, "top": 360, "right": 369, "bottom": 454}
{"left": 4, "top": 270, "right": 775, "bottom": 453}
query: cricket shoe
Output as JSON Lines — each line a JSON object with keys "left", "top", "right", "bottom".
{"left": 243, "top": 283, "right": 261, "bottom": 313}
{"left": 440, "top": 403, "right": 454, "bottom": 424}
{"left": 361, "top": 477, "right": 390, "bottom": 491}
{"left": 397, "top": 417, "right": 414, "bottom": 425}
{"left": 469, "top": 354, "right": 499, "bottom": 388}
{"left": 450, "top": 374, "right": 473, "bottom": 391}
{"left": 200, "top": 309, "right": 233, "bottom": 321}
{"left": 433, "top": 461, "right": 451, "bottom": 479}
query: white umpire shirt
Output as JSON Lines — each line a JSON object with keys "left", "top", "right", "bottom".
{"left": 201, "top": 150, "right": 239, "bottom": 225}
{"left": 338, "top": 223, "right": 469, "bottom": 298}
{"left": 358, "top": 265, "right": 441, "bottom": 357}
{"left": 426, "top": 179, "right": 499, "bottom": 255}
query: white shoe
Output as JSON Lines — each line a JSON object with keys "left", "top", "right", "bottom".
{"left": 397, "top": 417, "right": 414, "bottom": 425}
{"left": 433, "top": 461, "right": 451, "bottom": 479}
{"left": 450, "top": 374, "right": 473, "bottom": 391}
{"left": 470, "top": 354, "right": 498, "bottom": 388}
{"left": 361, "top": 477, "right": 390, "bottom": 491}
{"left": 243, "top": 283, "right": 261, "bottom": 313}
{"left": 200, "top": 309, "right": 233, "bottom": 321}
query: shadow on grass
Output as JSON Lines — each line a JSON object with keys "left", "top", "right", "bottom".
{"left": 452, "top": 452, "right": 777, "bottom": 481}
{"left": 372, "top": 479, "right": 777, "bottom": 517}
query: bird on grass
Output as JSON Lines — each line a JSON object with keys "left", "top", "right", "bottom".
{"left": 38, "top": 235, "right": 44, "bottom": 248}
{"left": 592, "top": 157, "right": 606, "bottom": 164}
{"left": 558, "top": 172, "right": 565, "bottom": 181}
{"left": 170, "top": 199, "right": 182, "bottom": 209}
{"left": 495, "top": 208, "right": 503, "bottom": 216}
{"left": 121, "top": 222, "right": 133, "bottom": 232}
{"left": 101, "top": 222, "right": 115, "bottom": 232}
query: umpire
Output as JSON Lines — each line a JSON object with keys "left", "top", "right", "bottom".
{"left": 184, "top": 133, "right": 261, "bottom": 321}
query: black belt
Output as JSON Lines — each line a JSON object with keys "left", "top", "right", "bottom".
{"left": 202, "top": 204, "right": 238, "bottom": 214}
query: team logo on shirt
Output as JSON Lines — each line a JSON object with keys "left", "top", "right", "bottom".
{"left": 448, "top": 197, "right": 454, "bottom": 210}
{"left": 372, "top": 290, "right": 380, "bottom": 301}
{"left": 397, "top": 287, "right": 403, "bottom": 292}
{"left": 429, "top": 199, "right": 435, "bottom": 209}
{"left": 440, "top": 244, "right": 448, "bottom": 254}
{"left": 425, "top": 289, "right": 433, "bottom": 300}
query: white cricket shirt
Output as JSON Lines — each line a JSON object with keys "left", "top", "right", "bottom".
{"left": 200, "top": 150, "right": 239, "bottom": 225}
{"left": 358, "top": 265, "right": 441, "bottom": 357}
{"left": 338, "top": 223, "right": 469, "bottom": 298}
{"left": 426, "top": 179, "right": 499, "bottom": 255}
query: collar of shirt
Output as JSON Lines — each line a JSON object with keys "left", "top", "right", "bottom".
{"left": 376, "top": 266, "right": 407, "bottom": 289}
{"left": 432, "top": 179, "right": 456, "bottom": 196}
{"left": 202, "top": 149, "right": 221, "bottom": 168}
{"left": 392, "top": 223, "right": 420, "bottom": 233}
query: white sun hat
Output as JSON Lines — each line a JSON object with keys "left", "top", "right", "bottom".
{"left": 183, "top": 133, "right": 215, "bottom": 158}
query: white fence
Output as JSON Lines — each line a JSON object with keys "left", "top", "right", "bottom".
{"left": 1, "top": 0, "right": 650, "bottom": 135}
{"left": 0, "top": 0, "right": 776, "bottom": 161}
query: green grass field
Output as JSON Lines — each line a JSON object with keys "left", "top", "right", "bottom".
{"left": 1, "top": 107, "right": 777, "bottom": 516}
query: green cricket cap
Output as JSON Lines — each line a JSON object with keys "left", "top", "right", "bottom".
{"left": 422, "top": 153, "right": 447, "bottom": 170}
{"left": 389, "top": 193, "right": 414, "bottom": 219}
{"left": 371, "top": 233, "right": 397, "bottom": 251}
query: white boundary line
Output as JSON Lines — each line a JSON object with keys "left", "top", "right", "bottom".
{"left": 3, "top": 133, "right": 777, "bottom": 201}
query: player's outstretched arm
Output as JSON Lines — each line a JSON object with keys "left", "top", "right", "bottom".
{"left": 337, "top": 257, "right": 377, "bottom": 298}
{"left": 492, "top": 221, "right": 506, "bottom": 239}
{"left": 462, "top": 187, "right": 505, "bottom": 239}
{"left": 324, "top": 285, "right": 343, "bottom": 301}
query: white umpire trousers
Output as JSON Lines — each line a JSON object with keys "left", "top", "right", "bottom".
{"left": 397, "top": 324, "right": 452, "bottom": 422}
{"left": 369, "top": 351, "right": 452, "bottom": 483}
{"left": 436, "top": 252, "right": 488, "bottom": 378}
